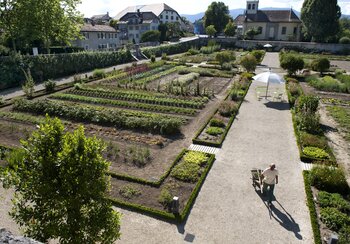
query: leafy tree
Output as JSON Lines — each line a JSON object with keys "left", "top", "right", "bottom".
{"left": 245, "top": 27, "right": 260, "bottom": 40}
{"left": 224, "top": 20, "right": 236, "bottom": 37}
{"left": 301, "top": 0, "right": 341, "bottom": 42}
{"left": 140, "top": 30, "right": 160, "bottom": 43}
{"left": 280, "top": 53, "right": 304, "bottom": 76}
{"left": 158, "top": 23, "right": 168, "bottom": 42}
{"left": 204, "top": 1, "right": 230, "bottom": 34}
{"left": 109, "top": 19, "right": 118, "bottom": 28}
{"left": 311, "top": 58, "right": 330, "bottom": 75}
{"left": 0, "top": 0, "right": 83, "bottom": 52}
{"left": 206, "top": 25, "right": 216, "bottom": 37}
{"left": 1, "top": 116, "right": 121, "bottom": 243}
{"left": 240, "top": 54, "right": 257, "bottom": 73}
{"left": 194, "top": 19, "right": 205, "bottom": 34}
{"left": 166, "top": 22, "right": 182, "bottom": 39}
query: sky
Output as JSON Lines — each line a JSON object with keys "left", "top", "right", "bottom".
{"left": 78, "top": 0, "right": 350, "bottom": 18}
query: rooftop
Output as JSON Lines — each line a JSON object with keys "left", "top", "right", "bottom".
{"left": 115, "top": 3, "right": 176, "bottom": 20}
{"left": 235, "top": 9, "right": 301, "bottom": 24}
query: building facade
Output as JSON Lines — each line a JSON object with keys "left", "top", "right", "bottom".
{"left": 235, "top": 0, "right": 302, "bottom": 41}
{"left": 117, "top": 11, "right": 160, "bottom": 44}
{"left": 73, "top": 19, "right": 119, "bottom": 50}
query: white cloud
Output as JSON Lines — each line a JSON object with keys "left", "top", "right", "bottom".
{"left": 78, "top": 0, "right": 350, "bottom": 17}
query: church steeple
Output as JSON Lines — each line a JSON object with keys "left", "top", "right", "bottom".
{"left": 246, "top": 0, "right": 259, "bottom": 14}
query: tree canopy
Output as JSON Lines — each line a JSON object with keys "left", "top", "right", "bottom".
{"left": 140, "top": 30, "right": 161, "bottom": 43}
{"left": 204, "top": 1, "right": 230, "bottom": 34}
{"left": 301, "top": 0, "right": 341, "bottom": 42}
{"left": 1, "top": 116, "right": 121, "bottom": 243}
{"left": 224, "top": 20, "right": 236, "bottom": 37}
{"left": 0, "top": 0, "right": 83, "bottom": 52}
{"left": 205, "top": 25, "right": 217, "bottom": 37}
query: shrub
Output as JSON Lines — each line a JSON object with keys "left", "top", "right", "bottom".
{"left": 161, "top": 53, "right": 168, "bottom": 61}
{"left": 187, "top": 48, "right": 200, "bottom": 55}
{"left": 318, "top": 191, "right": 350, "bottom": 213}
{"left": 206, "top": 127, "right": 224, "bottom": 136}
{"left": 150, "top": 55, "right": 156, "bottom": 63}
{"left": 288, "top": 82, "right": 302, "bottom": 97}
{"left": 303, "top": 146, "right": 330, "bottom": 159}
{"left": 250, "top": 50, "right": 265, "bottom": 63}
{"left": 200, "top": 44, "right": 221, "bottom": 54}
{"left": 119, "top": 185, "right": 141, "bottom": 199}
{"left": 216, "top": 51, "right": 236, "bottom": 66}
{"left": 218, "top": 101, "right": 239, "bottom": 117}
{"left": 339, "top": 225, "right": 350, "bottom": 244}
{"left": 320, "top": 207, "right": 350, "bottom": 231}
{"left": 311, "top": 58, "right": 330, "bottom": 75}
{"left": 0, "top": 96, "right": 4, "bottom": 105}
{"left": 295, "top": 95, "right": 319, "bottom": 114}
{"left": 296, "top": 110, "right": 320, "bottom": 134}
{"left": 93, "top": 69, "right": 106, "bottom": 78}
{"left": 240, "top": 54, "right": 257, "bottom": 72}
{"left": 22, "top": 69, "right": 35, "bottom": 98}
{"left": 171, "top": 160, "right": 201, "bottom": 183}
{"left": 280, "top": 53, "right": 304, "bottom": 75}
{"left": 309, "top": 166, "right": 350, "bottom": 195}
{"left": 308, "top": 76, "right": 347, "bottom": 93}
{"left": 209, "top": 118, "right": 225, "bottom": 128}
{"left": 183, "top": 151, "right": 208, "bottom": 166}
{"left": 158, "top": 187, "right": 173, "bottom": 208}
{"left": 340, "top": 37, "right": 350, "bottom": 44}
{"left": 44, "top": 79, "right": 56, "bottom": 93}
{"left": 300, "top": 132, "right": 328, "bottom": 149}
{"left": 221, "top": 62, "right": 233, "bottom": 71}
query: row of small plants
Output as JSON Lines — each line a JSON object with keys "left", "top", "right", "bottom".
{"left": 326, "top": 105, "right": 350, "bottom": 143}
{"left": 178, "top": 67, "right": 233, "bottom": 78}
{"left": 50, "top": 93, "right": 198, "bottom": 116}
{"left": 69, "top": 86, "right": 207, "bottom": 109}
{"left": 304, "top": 166, "right": 350, "bottom": 244}
{"left": 109, "top": 150, "right": 216, "bottom": 222}
{"left": 286, "top": 78, "right": 336, "bottom": 165}
{"left": 12, "top": 98, "right": 183, "bottom": 135}
{"left": 192, "top": 73, "right": 252, "bottom": 147}
{"left": 306, "top": 73, "right": 350, "bottom": 94}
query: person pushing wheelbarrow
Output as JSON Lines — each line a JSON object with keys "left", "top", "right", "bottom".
{"left": 261, "top": 163, "right": 278, "bottom": 206}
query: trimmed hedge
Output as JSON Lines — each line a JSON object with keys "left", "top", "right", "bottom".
{"left": 303, "top": 171, "right": 322, "bottom": 244}
{"left": 0, "top": 50, "right": 132, "bottom": 90}
{"left": 109, "top": 150, "right": 215, "bottom": 222}
{"left": 192, "top": 79, "right": 251, "bottom": 148}
{"left": 142, "top": 39, "right": 203, "bottom": 58}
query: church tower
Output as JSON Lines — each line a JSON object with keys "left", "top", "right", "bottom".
{"left": 246, "top": 0, "right": 259, "bottom": 14}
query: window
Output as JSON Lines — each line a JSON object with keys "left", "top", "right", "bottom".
{"left": 152, "top": 26, "right": 156, "bottom": 30}
{"left": 258, "top": 27, "right": 263, "bottom": 34}
{"left": 171, "top": 16, "right": 174, "bottom": 20}
{"left": 166, "top": 15, "right": 168, "bottom": 19}
{"left": 281, "top": 27, "right": 287, "bottom": 35}
{"left": 248, "top": 4, "right": 251, "bottom": 10}
{"left": 135, "top": 26, "right": 139, "bottom": 30}
{"left": 160, "top": 15, "right": 163, "bottom": 19}
{"left": 97, "top": 33, "right": 100, "bottom": 39}
{"left": 293, "top": 27, "right": 297, "bottom": 34}
{"left": 252, "top": 4, "right": 255, "bottom": 10}
{"left": 115, "top": 33, "right": 118, "bottom": 38}
{"left": 129, "top": 26, "right": 133, "bottom": 30}
{"left": 176, "top": 17, "right": 179, "bottom": 21}
{"left": 136, "top": 34, "right": 139, "bottom": 38}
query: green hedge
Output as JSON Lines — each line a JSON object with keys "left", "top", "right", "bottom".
{"left": 0, "top": 50, "right": 132, "bottom": 90}
{"left": 303, "top": 171, "right": 322, "bottom": 244}
{"left": 142, "top": 39, "right": 203, "bottom": 58}
{"left": 109, "top": 151, "right": 215, "bottom": 222}
{"left": 192, "top": 80, "right": 251, "bottom": 148}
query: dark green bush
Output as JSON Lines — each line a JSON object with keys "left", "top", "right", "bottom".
{"left": 240, "top": 54, "right": 257, "bottom": 72}
{"left": 295, "top": 111, "right": 320, "bottom": 134}
{"left": 320, "top": 207, "right": 350, "bottom": 231}
{"left": 140, "top": 30, "right": 160, "bottom": 43}
{"left": 300, "top": 132, "right": 328, "bottom": 149}
{"left": 250, "top": 50, "right": 265, "bottom": 63}
{"left": 318, "top": 191, "right": 350, "bottom": 213}
{"left": 92, "top": 69, "right": 106, "bottom": 78}
{"left": 150, "top": 55, "right": 156, "bottom": 63}
{"left": 339, "top": 225, "right": 350, "bottom": 244}
{"left": 142, "top": 39, "right": 201, "bottom": 57}
{"left": 295, "top": 95, "right": 319, "bottom": 114}
{"left": 340, "top": 37, "right": 350, "bottom": 44}
{"left": 280, "top": 53, "right": 304, "bottom": 75}
{"left": 309, "top": 166, "right": 350, "bottom": 195}
{"left": 44, "top": 79, "right": 56, "bottom": 93}
{"left": 311, "top": 58, "right": 330, "bottom": 74}
{"left": 206, "top": 127, "right": 224, "bottom": 136}
{"left": 209, "top": 118, "right": 225, "bottom": 128}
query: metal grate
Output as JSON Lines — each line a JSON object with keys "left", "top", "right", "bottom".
{"left": 300, "top": 162, "right": 313, "bottom": 171}
{"left": 188, "top": 144, "right": 220, "bottom": 155}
